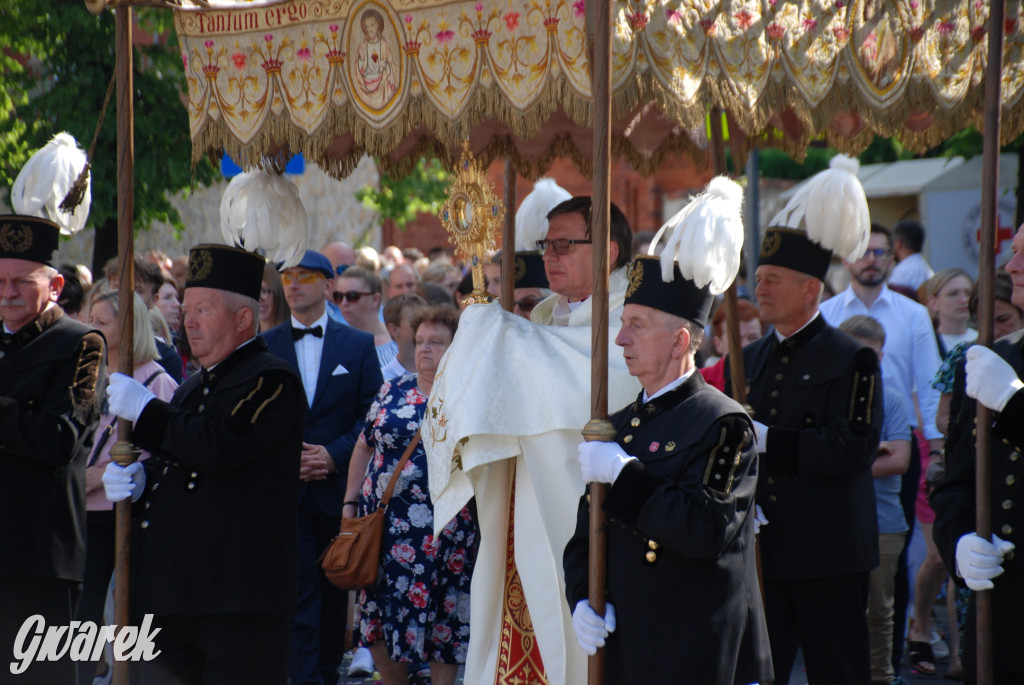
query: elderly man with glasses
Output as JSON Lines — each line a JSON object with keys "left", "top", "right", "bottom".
{"left": 262, "top": 249, "right": 383, "bottom": 685}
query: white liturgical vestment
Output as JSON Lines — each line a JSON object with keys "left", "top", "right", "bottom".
{"left": 424, "top": 267, "right": 638, "bottom": 685}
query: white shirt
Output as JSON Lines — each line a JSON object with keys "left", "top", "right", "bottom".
{"left": 819, "top": 284, "right": 943, "bottom": 439}
{"left": 888, "top": 253, "right": 934, "bottom": 290}
{"left": 642, "top": 368, "right": 695, "bottom": 404}
{"left": 381, "top": 356, "right": 410, "bottom": 380}
{"left": 291, "top": 312, "right": 329, "bottom": 406}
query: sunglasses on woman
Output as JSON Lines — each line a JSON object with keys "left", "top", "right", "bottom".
{"left": 333, "top": 290, "right": 374, "bottom": 304}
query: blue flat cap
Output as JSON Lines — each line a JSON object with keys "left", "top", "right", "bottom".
{"left": 283, "top": 249, "right": 334, "bottom": 279}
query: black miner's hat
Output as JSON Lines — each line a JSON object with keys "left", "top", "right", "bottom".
{"left": 185, "top": 244, "right": 266, "bottom": 301}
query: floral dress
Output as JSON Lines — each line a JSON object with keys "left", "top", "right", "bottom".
{"left": 357, "top": 373, "right": 479, "bottom": 665}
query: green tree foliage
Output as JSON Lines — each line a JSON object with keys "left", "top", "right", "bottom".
{"left": 0, "top": 3, "right": 215, "bottom": 271}
{"left": 356, "top": 157, "right": 449, "bottom": 235}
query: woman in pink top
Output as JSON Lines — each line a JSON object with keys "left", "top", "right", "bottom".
{"left": 75, "top": 291, "right": 178, "bottom": 685}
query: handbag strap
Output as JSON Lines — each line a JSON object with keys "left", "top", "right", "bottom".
{"left": 377, "top": 430, "right": 421, "bottom": 511}
{"left": 87, "top": 369, "right": 166, "bottom": 467}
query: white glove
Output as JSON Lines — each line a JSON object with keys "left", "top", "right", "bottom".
{"left": 751, "top": 420, "right": 768, "bottom": 453}
{"left": 955, "top": 532, "right": 1015, "bottom": 590}
{"left": 578, "top": 441, "right": 637, "bottom": 484}
{"left": 102, "top": 461, "right": 146, "bottom": 503}
{"left": 107, "top": 372, "right": 157, "bottom": 423}
{"left": 753, "top": 504, "right": 769, "bottom": 536}
{"left": 965, "top": 345, "right": 1024, "bottom": 412}
{"left": 571, "top": 599, "right": 616, "bottom": 655}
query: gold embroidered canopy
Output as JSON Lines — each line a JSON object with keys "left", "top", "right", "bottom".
{"left": 173, "top": 0, "right": 1024, "bottom": 180}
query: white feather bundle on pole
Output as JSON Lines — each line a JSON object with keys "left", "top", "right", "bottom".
{"left": 648, "top": 176, "right": 744, "bottom": 295}
{"left": 514, "top": 178, "right": 571, "bottom": 251}
{"left": 769, "top": 154, "right": 870, "bottom": 262}
{"left": 220, "top": 170, "right": 307, "bottom": 268}
{"left": 11, "top": 132, "right": 91, "bottom": 235}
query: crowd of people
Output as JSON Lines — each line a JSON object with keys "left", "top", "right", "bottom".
{"left": 3, "top": 138, "right": 1023, "bottom": 685}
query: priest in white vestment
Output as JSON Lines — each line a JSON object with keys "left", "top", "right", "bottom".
{"left": 424, "top": 192, "right": 640, "bottom": 685}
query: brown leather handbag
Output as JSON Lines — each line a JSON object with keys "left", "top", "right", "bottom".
{"left": 320, "top": 430, "right": 421, "bottom": 590}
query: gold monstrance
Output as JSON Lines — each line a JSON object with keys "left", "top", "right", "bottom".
{"left": 440, "top": 142, "right": 505, "bottom": 306}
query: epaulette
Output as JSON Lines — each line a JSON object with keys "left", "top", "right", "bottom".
{"left": 702, "top": 416, "right": 750, "bottom": 496}
{"left": 848, "top": 347, "right": 878, "bottom": 429}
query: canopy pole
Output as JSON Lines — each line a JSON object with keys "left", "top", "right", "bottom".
{"left": 973, "top": 2, "right": 1004, "bottom": 683}
{"left": 111, "top": 5, "right": 139, "bottom": 685}
{"left": 502, "top": 159, "right": 516, "bottom": 311}
{"left": 583, "top": 0, "right": 613, "bottom": 680}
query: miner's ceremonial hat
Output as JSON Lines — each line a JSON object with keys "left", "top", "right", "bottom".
{"left": 625, "top": 176, "right": 744, "bottom": 328}
{"left": 760, "top": 154, "right": 871, "bottom": 281}
{"left": 186, "top": 243, "right": 266, "bottom": 301}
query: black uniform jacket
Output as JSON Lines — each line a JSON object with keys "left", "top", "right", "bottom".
{"left": 725, "top": 314, "right": 883, "bottom": 580}
{"left": 564, "top": 372, "right": 774, "bottom": 685}
{"left": 130, "top": 337, "right": 306, "bottom": 617}
{"left": 932, "top": 329, "right": 1024, "bottom": 676}
{"left": 0, "top": 306, "right": 104, "bottom": 582}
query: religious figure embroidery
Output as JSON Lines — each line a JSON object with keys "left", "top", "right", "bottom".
{"left": 355, "top": 8, "right": 397, "bottom": 109}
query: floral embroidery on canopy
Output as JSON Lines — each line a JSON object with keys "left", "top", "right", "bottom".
{"left": 173, "top": 0, "right": 1024, "bottom": 181}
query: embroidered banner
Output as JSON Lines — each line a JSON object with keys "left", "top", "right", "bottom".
{"left": 174, "top": 0, "right": 1024, "bottom": 179}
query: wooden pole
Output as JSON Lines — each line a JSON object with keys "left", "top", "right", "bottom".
{"left": 502, "top": 159, "right": 516, "bottom": 312}
{"left": 973, "top": 2, "right": 1004, "bottom": 683}
{"left": 111, "top": 5, "right": 138, "bottom": 685}
{"left": 583, "top": 0, "right": 613, "bottom": 681}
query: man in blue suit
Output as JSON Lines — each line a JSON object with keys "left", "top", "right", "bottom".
{"left": 263, "top": 250, "right": 383, "bottom": 685}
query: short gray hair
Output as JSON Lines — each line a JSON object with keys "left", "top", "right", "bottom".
{"left": 221, "top": 290, "right": 260, "bottom": 336}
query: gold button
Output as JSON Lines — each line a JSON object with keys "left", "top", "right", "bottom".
{"left": 781, "top": 356, "right": 789, "bottom": 364}
{"left": 770, "top": 408, "right": 778, "bottom": 416}
{"left": 188, "top": 482, "right": 195, "bottom": 490}
{"left": 1008, "top": 475, "right": 1016, "bottom": 486}
{"left": 775, "top": 373, "right": 784, "bottom": 381}
{"left": 1002, "top": 524, "right": 1014, "bottom": 536}
{"left": 645, "top": 551, "right": 657, "bottom": 563}
{"left": 665, "top": 441, "right": 676, "bottom": 451}
{"left": 198, "top": 405, "right": 206, "bottom": 413}
{"left": 769, "top": 495, "right": 777, "bottom": 503}
{"left": 802, "top": 374, "right": 810, "bottom": 380}
{"left": 141, "top": 520, "right": 149, "bottom": 528}
{"left": 1003, "top": 499, "right": 1013, "bottom": 510}
{"left": 771, "top": 391, "right": 779, "bottom": 398}
{"left": 624, "top": 435, "right": 633, "bottom": 444}
{"left": 648, "top": 539, "right": 659, "bottom": 550}
{"left": 203, "top": 387, "right": 210, "bottom": 396}
{"left": 768, "top": 477, "right": 775, "bottom": 485}
{"left": 1012, "top": 452, "right": 1020, "bottom": 462}
{"left": 631, "top": 418, "right": 640, "bottom": 427}
{"left": 1007, "top": 550, "right": 1015, "bottom": 561}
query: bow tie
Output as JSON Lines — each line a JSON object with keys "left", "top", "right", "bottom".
{"left": 292, "top": 325, "right": 323, "bottom": 341}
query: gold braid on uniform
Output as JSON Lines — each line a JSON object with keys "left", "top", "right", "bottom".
{"left": 69, "top": 331, "right": 105, "bottom": 427}
{"left": 702, "top": 416, "right": 750, "bottom": 496}
{"left": 847, "top": 348, "right": 878, "bottom": 436}
{"left": 229, "top": 374, "right": 286, "bottom": 430}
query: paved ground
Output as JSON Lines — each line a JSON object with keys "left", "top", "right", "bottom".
{"left": 334, "top": 600, "right": 959, "bottom": 684}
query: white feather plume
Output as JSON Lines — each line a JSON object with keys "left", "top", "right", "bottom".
{"left": 11, "top": 132, "right": 91, "bottom": 235}
{"left": 648, "top": 176, "right": 744, "bottom": 295}
{"left": 768, "top": 154, "right": 870, "bottom": 262}
{"left": 220, "top": 170, "right": 308, "bottom": 268}
{"left": 514, "top": 178, "right": 571, "bottom": 251}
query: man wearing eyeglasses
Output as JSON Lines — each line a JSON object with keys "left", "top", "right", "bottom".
{"left": 819, "top": 224, "right": 944, "bottom": 680}
{"left": 531, "top": 197, "right": 633, "bottom": 326}
{"left": 262, "top": 250, "right": 383, "bottom": 685}
{"left": 423, "top": 193, "right": 640, "bottom": 685}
